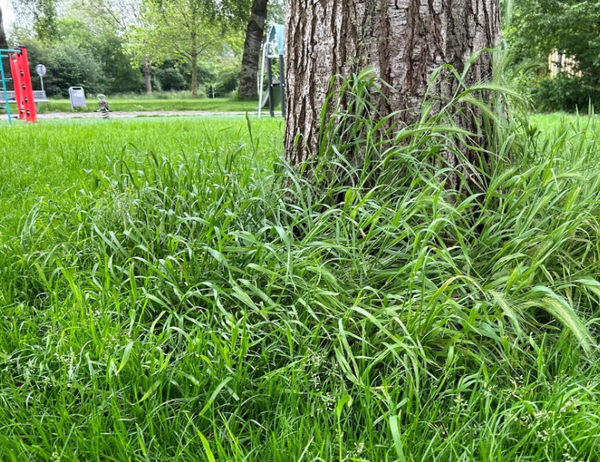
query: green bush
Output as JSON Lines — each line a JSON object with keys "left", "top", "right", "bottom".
{"left": 212, "top": 64, "right": 240, "bottom": 98}
{"left": 45, "top": 41, "right": 106, "bottom": 96}
{"left": 154, "top": 68, "right": 187, "bottom": 92}
{"left": 530, "top": 75, "right": 600, "bottom": 113}
{"left": 95, "top": 35, "right": 145, "bottom": 94}
{"left": 20, "top": 24, "right": 145, "bottom": 97}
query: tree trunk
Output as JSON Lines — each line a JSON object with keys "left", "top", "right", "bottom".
{"left": 191, "top": 50, "right": 199, "bottom": 98}
{"left": 284, "top": 0, "right": 501, "bottom": 169}
{"left": 0, "top": 6, "right": 10, "bottom": 91}
{"left": 0, "top": 6, "right": 8, "bottom": 50}
{"left": 143, "top": 61, "right": 152, "bottom": 94}
{"left": 239, "top": 0, "right": 269, "bottom": 100}
{"left": 191, "top": 23, "right": 199, "bottom": 98}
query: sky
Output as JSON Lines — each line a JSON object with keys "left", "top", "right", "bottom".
{"left": 0, "top": 1, "right": 15, "bottom": 28}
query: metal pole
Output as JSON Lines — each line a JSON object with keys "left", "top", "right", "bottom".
{"left": 258, "top": 43, "right": 268, "bottom": 119}
{"left": 278, "top": 56, "right": 286, "bottom": 119}
{"left": 40, "top": 75, "right": 44, "bottom": 93}
{"left": 0, "top": 53, "right": 12, "bottom": 125}
{"left": 267, "top": 57, "right": 275, "bottom": 118}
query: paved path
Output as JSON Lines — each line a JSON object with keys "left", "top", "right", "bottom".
{"left": 37, "top": 111, "right": 250, "bottom": 120}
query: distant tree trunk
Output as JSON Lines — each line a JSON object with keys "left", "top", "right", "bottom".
{"left": 191, "top": 50, "right": 199, "bottom": 98}
{"left": 190, "top": 26, "right": 199, "bottom": 98}
{"left": 0, "top": 6, "right": 8, "bottom": 50}
{"left": 0, "top": 6, "right": 10, "bottom": 90}
{"left": 143, "top": 61, "right": 152, "bottom": 94}
{"left": 284, "top": 0, "right": 501, "bottom": 175}
{"left": 239, "top": 0, "right": 269, "bottom": 100}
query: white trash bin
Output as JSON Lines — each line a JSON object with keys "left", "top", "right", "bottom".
{"left": 68, "top": 86, "right": 87, "bottom": 111}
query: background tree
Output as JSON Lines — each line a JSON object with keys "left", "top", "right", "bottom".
{"left": 505, "top": 0, "right": 600, "bottom": 111}
{"left": 284, "top": 0, "right": 501, "bottom": 175}
{"left": 267, "top": 0, "right": 285, "bottom": 24}
{"left": 0, "top": 5, "right": 8, "bottom": 91}
{"left": 234, "top": 0, "right": 286, "bottom": 99}
{"left": 237, "top": 0, "right": 268, "bottom": 100}
{"left": 148, "top": 0, "right": 222, "bottom": 98}
{"left": 0, "top": 6, "right": 8, "bottom": 49}
{"left": 81, "top": 0, "right": 157, "bottom": 93}
{"left": 124, "top": 1, "right": 167, "bottom": 94}
{"left": 16, "top": 18, "right": 143, "bottom": 96}
{"left": 506, "top": 0, "right": 600, "bottom": 70}
{"left": 33, "top": 0, "right": 59, "bottom": 42}
{"left": 2, "top": 0, "right": 277, "bottom": 98}
{"left": 10, "top": 0, "right": 60, "bottom": 42}
{"left": 80, "top": 0, "right": 143, "bottom": 31}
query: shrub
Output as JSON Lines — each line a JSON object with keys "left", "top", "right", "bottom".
{"left": 530, "top": 74, "right": 600, "bottom": 112}
{"left": 155, "top": 68, "right": 187, "bottom": 92}
{"left": 211, "top": 64, "right": 240, "bottom": 98}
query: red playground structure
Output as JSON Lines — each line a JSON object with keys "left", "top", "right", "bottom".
{"left": 0, "top": 46, "right": 38, "bottom": 124}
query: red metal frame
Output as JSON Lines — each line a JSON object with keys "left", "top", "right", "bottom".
{"left": 9, "top": 47, "right": 37, "bottom": 123}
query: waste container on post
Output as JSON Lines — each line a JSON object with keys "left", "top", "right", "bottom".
{"left": 68, "top": 87, "right": 86, "bottom": 111}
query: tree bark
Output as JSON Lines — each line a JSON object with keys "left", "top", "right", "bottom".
{"left": 191, "top": 50, "right": 199, "bottom": 98}
{"left": 239, "top": 0, "right": 269, "bottom": 100}
{"left": 188, "top": 3, "right": 199, "bottom": 98}
{"left": 0, "top": 6, "right": 10, "bottom": 91}
{"left": 143, "top": 61, "right": 153, "bottom": 94}
{"left": 190, "top": 19, "right": 199, "bottom": 99}
{"left": 0, "top": 6, "right": 8, "bottom": 50}
{"left": 284, "top": 0, "right": 501, "bottom": 169}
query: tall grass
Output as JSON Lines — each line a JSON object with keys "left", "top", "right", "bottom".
{"left": 1, "top": 91, "right": 600, "bottom": 460}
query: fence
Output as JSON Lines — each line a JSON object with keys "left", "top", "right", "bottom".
{"left": 548, "top": 50, "right": 581, "bottom": 77}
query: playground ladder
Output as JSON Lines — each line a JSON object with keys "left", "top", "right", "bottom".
{"left": 0, "top": 47, "right": 38, "bottom": 124}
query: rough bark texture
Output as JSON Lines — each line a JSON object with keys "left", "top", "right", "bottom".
{"left": 239, "top": 0, "right": 269, "bottom": 100}
{"left": 0, "top": 6, "right": 10, "bottom": 91}
{"left": 191, "top": 31, "right": 199, "bottom": 98}
{"left": 284, "top": 0, "right": 501, "bottom": 167}
{"left": 191, "top": 49, "right": 199, "bottom": 98}
{"left": 0, "top": 7, "right": 8, "bottom": 50}
{"left": 143, "top": 62, "right": 153, "bottom": 94}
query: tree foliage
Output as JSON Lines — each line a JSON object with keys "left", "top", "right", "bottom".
{"left": 3, "top": 0, "right": 278, "bottom": 97}
{"left": 140, "top": 0, "right": 223, "bottom": 97}
{"left": 10, "top": 0, "right": 60, "bottom": 42}
{"left": 507, "top": 0, "right": 600, "bottom": 81}
{"left": 14, "top": 18, "right": 144, "bottom": 96}
{"left": 505, "top": 0, "right": 600, "bottom": 110}
{"left": 220, "top": 0, "right": 252, "bottom": 29}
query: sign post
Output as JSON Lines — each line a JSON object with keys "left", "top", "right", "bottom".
{"left": 36, "top": 64, "right": 47, "bottom": 92}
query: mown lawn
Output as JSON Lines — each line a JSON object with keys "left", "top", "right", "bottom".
{"left": 3, "top": 97, "right": 261, "bottom": 114}
{"left": 1, "top": 112, "right": 600, "bottom": 461}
